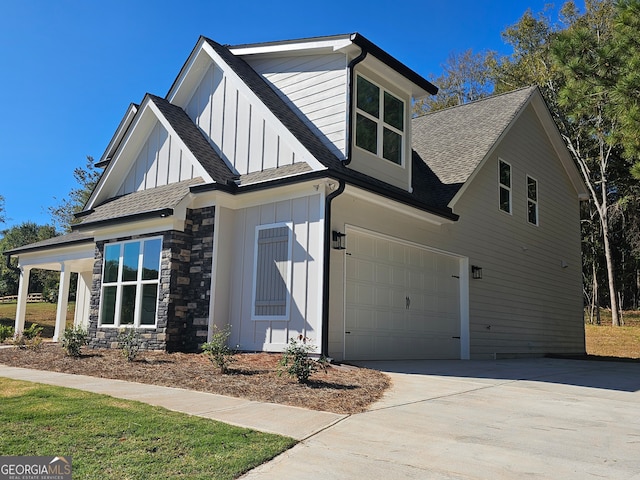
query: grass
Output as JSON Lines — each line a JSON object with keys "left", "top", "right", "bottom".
{"left": 584, "top": 310, "right": 640, "bottom": 359}
{"left": 0, "top": 378, "right": 295, "bottom": 480}
{"left": 0, "top": 301, "right": 74, "bottom": 337}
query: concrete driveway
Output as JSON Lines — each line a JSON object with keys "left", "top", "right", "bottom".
{"left": 242, "top": 358, "right": 640, "bottom": 479}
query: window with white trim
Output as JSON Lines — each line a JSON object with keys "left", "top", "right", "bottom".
{"left": 527, "top": 175, "right": 539, "bottom": 225}
{"left": 355, "top": 74, "right": 405, "bottom": 165}
{"left": 499, "top": 159, "right": 512, "bottom": 214}
{"left": 252, "top": 223, "right": 293, "bottom": 320}
{"left": 100, "top": 237, "right": 162, "bottom": 327}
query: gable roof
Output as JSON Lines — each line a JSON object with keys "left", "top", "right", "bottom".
{"left": 412, "top": 86, "right": 539, "bottom": 207}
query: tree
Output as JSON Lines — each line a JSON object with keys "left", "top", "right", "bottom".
{"left": 551, "top": 0, "right": 633, "bottom": 326}
{"left": 49, "top": 156, "right": 101, "bottom": 232}
{"left": 414, "top": 49, "right": 496, "bottom": 115}
{"left": 0, "top": 195, "right": 5, "bottom": 224}
{"left": 609, "top": 0, "right": 640, "bottom": 177}
{"left": 0, "top": 222, "right": 58, "bottom": 297}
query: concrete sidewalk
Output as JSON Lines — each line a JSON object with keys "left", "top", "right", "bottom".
{"left": 0, "top": 365, "right": 346, "bottom": 441}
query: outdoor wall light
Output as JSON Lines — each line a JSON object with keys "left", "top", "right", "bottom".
{"left": 471, "top": 265, "right": 483, "bottom": 279}
{"left": 332, "top": 230, "right": 346, "bottom": 250}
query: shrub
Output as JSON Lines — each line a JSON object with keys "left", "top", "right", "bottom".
{"left": 279, "top": 335, "right": 327, "bottom": 384}
{"left": 0, "top": 325, "right": 14, "bottom": 343}
{"left": 13, "top": 323, "right": 44, "bottom": 350}
{"left": 117, "top": 328, "right": 141, "bottom": 362}
{"left": 201, "top": 324, "right": 235, "bottom": 374}
{"left": 61, "top": 326, "right": 88, "bottom": 357}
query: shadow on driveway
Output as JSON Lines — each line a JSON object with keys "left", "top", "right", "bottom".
{"left": 354, "top": 357, "right": 640, "bottom": 392}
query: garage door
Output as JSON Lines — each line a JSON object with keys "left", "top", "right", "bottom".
{"left": 345, "top": 230, "right": 461, "bottom": 360}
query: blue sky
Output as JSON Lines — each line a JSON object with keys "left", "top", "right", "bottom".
{"left": 0, "top": 0, "right": 582, "bottom": 230}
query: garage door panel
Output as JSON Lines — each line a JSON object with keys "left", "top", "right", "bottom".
{"left": 345, "top": 231, "right": 461, "bottom": 360}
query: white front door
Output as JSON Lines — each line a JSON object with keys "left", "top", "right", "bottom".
{"left": 345, "top": 230, "right": 461, "bottom": 360}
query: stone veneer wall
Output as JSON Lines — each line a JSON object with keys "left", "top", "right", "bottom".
{"left": 87, "top": 207, "right": 215, "bottom": 352}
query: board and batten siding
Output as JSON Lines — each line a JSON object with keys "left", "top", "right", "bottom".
{"left": 244, "top": 53, "right": 348, "bottom": 159}
{"left": 118, "top": 120, "right": 199, "bottom": 196}
{"left": 185, "top": 62, "right": 304, "bottom": 176}
{"left": 226, "top": 194, "right": 324, "bottom": 352}
{"left": 329, "top": 104, "right": 584, "bottom": 360}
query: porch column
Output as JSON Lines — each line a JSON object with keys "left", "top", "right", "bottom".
{"left": 14, "top": 266, "right": 31, "bottom": 334}
{"left": 73, "top": 271, "right": 92, "bottom": 329}
{"left": 53, "top": 262, "right": 71, "bottom": 342}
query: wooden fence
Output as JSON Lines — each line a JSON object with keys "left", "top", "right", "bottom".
{"left": 0, "top": 293, "right": 45, "bottom": 303}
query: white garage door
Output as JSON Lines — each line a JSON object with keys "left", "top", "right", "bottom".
{"left": 345, "top": 230, "right": 461, "bottom": 360}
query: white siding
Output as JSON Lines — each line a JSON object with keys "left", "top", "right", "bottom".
{"left": 328, "top": 104, "right": 584, "bottom": 360}
{"left": 185, "top": 61, "right": 320, "bottom": 176}
{"left": 117, "top": 121, "right": 200, "bottom": 196}
{"left": 246, "top": 53, "right": 348, "bottom": 159}
{"left": 226, "top": 194, "right": 324, "bottom": 353}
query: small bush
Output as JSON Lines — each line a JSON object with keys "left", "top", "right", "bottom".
{"left": 201, "top": 324, "right": 235, "bottom": 374}
{"left": 279, "top": 335, "right": 327, "bottom": 384}
{"left": 13, "top": 324, "right": 44, "bottom": 350}
{"left": 61, "top": 326, "right": 88, "bottom": 357}
{"left": 117, "top": 328, "right": 141, "bottom": 362}
{"left": 0, "top": 325, "right": 14, "bottom": 343}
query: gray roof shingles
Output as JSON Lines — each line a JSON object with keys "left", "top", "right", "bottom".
{"left": 412, "top": 86, "right": 537, "bottom": 206}
{"left": 75, "top": 177, "right": 204, "bottom": 227}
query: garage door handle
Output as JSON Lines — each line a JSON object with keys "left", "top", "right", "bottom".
{"left": 345, "top": 331, "right": 351, "bottom": 334}
{"left": 406, "top": 296, "right": 411, "bottom": 309}
{"left": 452, "top": 336, "right": 460, "bottom": 339}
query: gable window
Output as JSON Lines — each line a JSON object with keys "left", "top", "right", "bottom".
{"left": 100, "top": 237, "right": 162, "bottom": 327}
{"left": 527, "top": 176, "right": 539, "bottom": 225}
{"left": 499, "top": 159, "right": 512, "bottom": 214}
{"left": 355, "top": 75, "right": 405, "bottom": 165}
{"left": 252, "top": 223, "right": 293, "bottom": 320}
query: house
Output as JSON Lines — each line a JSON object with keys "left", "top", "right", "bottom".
{"left": 6, "top": 33, "right": 588, "bottom": 360}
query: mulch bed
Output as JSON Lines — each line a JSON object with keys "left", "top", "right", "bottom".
{"left": 0, "top": 343, "right": 390, "bottom": 414}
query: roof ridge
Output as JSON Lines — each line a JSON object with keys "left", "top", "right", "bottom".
{"left": 413, "top": 85, "right": 537, "bottom": 120}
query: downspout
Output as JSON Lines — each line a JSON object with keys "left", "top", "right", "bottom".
{"left": 320, "top": 41, "right": 367, "bottom": 356}
{"left": 321, "top": 179, "right": 345, "bottom": 358}
{"left": 343, "top": 44, "right": 368, "bottom": 166}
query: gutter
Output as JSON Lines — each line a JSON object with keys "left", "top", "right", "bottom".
{"left": 321, "top": 179, "right": 345, "bottom": 357}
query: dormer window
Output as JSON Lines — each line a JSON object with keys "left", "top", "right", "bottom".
{"left": 355, "top": 75, "right": 405, "bottom": 165}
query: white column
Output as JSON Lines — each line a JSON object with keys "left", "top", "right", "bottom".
{"left": 73, "top": 271, "right": 92, "bottom": 329}
{"left": 53, "top": 263, "right": 71, "bottom": 342}
{"left": 14, "top": 266, "right": 31, "bottom": 334}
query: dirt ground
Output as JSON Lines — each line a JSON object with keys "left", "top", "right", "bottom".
{"left": 0, "top": 343, "right": 390, "bottom": 414}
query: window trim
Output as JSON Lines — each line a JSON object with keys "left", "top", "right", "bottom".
{"left": 527, "top": 175, "right": 539, "bottom": 226}
{"left": 498, "top": 159, "right": 512, "bottom": 215}
{"left": 354, "top": 73, "right": 406, "bottom": 166}
{"left": 251, "top": 222, "right": 293, "bottom": 321}
{"left": 99, "top": 237, "right": 162, "bottom": 328}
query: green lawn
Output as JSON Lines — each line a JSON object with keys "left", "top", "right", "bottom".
{"left": 0, "top": 301, "right": 72, "bottom": 337}
{"left": 0, "top": 378, "right": 295, "bottom": 479}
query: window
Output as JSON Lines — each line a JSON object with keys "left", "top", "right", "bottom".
{"left": 100, "top": 237, "right": 162, "bottom": 327}
{"left": 355, "top": 75, "right": 405, "bottom": 165}
{"left": 252, "top": 223, "right": 293, "bottom": 320}
{"left": 499, "top": 160, "right": 512, "bottom": 214}
{"left": 527, "top": 176, "right": 538, "bottom": 225}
